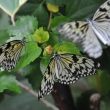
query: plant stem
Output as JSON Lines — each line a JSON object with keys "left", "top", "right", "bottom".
{"left": 47, "top": 11, "right": 52, "bottom": 30}
{"left": 18, "top": 81, "right": 59, "bottom": 110}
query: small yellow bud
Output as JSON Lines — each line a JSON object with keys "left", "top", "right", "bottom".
{"left": 43, "top": 45, "right": 53, "bottom": 56}
{"left": 47, "top": 3, "right": 59, "bottom": 13}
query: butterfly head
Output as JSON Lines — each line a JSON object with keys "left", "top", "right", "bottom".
{"left": 86, "top": 18, "right": 93, "bottom": 24}
{"left": 53, "top": 52, "right": 58, "bottom": 57}
{"left": 53, "top": 52, "right": 61, "bottom": 59}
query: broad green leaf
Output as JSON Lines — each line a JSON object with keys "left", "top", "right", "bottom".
{"left": 66, "top": 0, "right": 105, "bottom": 20}
{"left": 0, "top": 0, "right": 27, "bottom": 16}
{"left": 46, "top": 0, "right": 67, "bottom": 6}
{"left": 34, "top": 27, "right": 49, "bottom": 43}
{"left": 53, "top": 42, "right": 81, "bottom": 55}
{"left": 0, "top": 30, "right": 10, "bottom": 45}
{"left": 0, "top": 71, "right": 21, "bottom": 93}
{"left": 17, "top": 3, "right": 37, "bottom": 15}
{"left": 47, "top": 32, "right": 59, "bottom": 46}
{"left": 7, "top": 16, "right": 42, "bottom": 70}
{"left": 8, "top": 16, "right": 38, "bottom": 37}
{"left": 22, "top": 59, "right": 43, "bottom": 91}
{"left": 0, "top": 11, "right": 10, "bottom": 30}
{"left": 40, "top": 57, "right": 50, "bottom": 75}
{"left": 32, "top": 3, "right": 49, "bottom": 27}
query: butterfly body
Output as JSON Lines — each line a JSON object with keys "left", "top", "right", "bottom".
{"left": 38, "top": 52, "right": 100, "bottom": 100}
{"left": 58, "top": 0, "right": 110, "bottom": 58}
{"left": 0, "top": 37, "right": 26, "bottom": 71}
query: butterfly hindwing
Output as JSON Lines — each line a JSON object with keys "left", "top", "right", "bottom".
{"left": 0, "top": 37, "right": 25, "bottom": 71}
{"left": 38, "top": 59, "right": 55, "bottom": 100}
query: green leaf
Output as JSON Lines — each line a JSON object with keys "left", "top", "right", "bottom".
{"left": 0, "top": 0, "right": 27, "bottom": 16}
{"left": 0, "top": 30, "right": 10, "bottom": 45}
{"left": 12, "top": 35, "right": 41, "bottom": 71}
{"left": 34, "top": 27, "right": 49, "bottom": 43}
{"left": 0, "top": 71, "right": 21, "bottom": 93}
{"left": 51, "top": 16, "right": 70, "bottom": 33}
{"left": 0, "top": 11, "right": 10, "bottom": 30}
{"left": 66, "top": 0, "right": 105, "bottom": 20}
{"left": 40, "top": 57, "right": 50, "bottom": 75}
{"left": 22, "top": 59, "right": 43, "bottom": 91}
{"left": 47, "top": 32, "right": 59, "bottom": 46}
{"left": 32, "top": 4, "right": 49, "bottom": 27}
{"left": 17, "top": 3, "right": 37, "bottom": 15}
{"left": 7, "top": 16, "right": 42, "bottom": 70}
{"left": 53, "top": 42, "right": 81, "bottom": 55}
{"left": 8, "top": 16, "right": 38, "bottom": 37}
{"left": 46, "top": 0, "right": 67, "bottom": 6}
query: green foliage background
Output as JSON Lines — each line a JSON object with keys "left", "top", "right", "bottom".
{"left": 0, "top": 0, "right": 110, "bottom": 109}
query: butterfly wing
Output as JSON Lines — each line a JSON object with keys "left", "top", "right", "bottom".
{"left": 92, "top": 0, "right": 110, "bottom": 45}
{"left": 58, "top": 21, "right": 88, "bottom": 43}
{"left": 38, "top": 59, "right": 55, "bottom": 100}
{"left": 92, "top": 21, "right": 110, "bottom": 45}
{"left": 83, "top": 25, "right": 102, "bottom": 58}
{"left": 54, "top": 54, "right": 100, "bottom": 84}
{"left": 0, "top": 39, "right": 25, "bottom": 71}
{"left": 58, "top": 21, "right": 102, "bottom": 58}
{"left": 93, "top": 0, "right": 110, "bottom": 22}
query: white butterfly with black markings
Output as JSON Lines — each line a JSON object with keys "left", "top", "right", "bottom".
{"left": 0, "top": 37, "right": 26, "bottom": 71}
{"left": 58, "top": 0, "right": 110, "bottom": 58}
{"left": 38, "top": 52, "right": 100, "bottom": 100}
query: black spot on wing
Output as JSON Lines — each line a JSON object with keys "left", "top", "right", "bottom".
{"left": 75, "top": 21, "right": 79, "bottom": 28}
{"left": 69, "top": 63, "right": 72, "bottom": 68}
{"left": 99, "top": 8, "right": 107, "bottom": 12}
{"left": 0, "top": 48, "right": 3, "bottom": 54}
{"left": 82, "top": 58, "right": 86, "bottom": 64}
{"left": 105, "top": 16, "right": 110, "bottom": 19}
{"left": 5, "top": 42, "right": 11, "bottom": 49}
{"left": 107, "top": 1, "right": 110, "bottom": 5}
{"left": 72, "top": 55, "right": 79, "bottom": 63}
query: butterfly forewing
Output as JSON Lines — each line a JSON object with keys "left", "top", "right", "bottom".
{"left": 0, "top": 37, "right": 26, "bottom": 71}
{"left": 58, "top": 21, "right": 88, "bottom": 43}
{"left": 93, "top": 0, "right": 110, "bottom": 22}
{"left": 54, "top": 55, "right": 79, "bottom": 84}
{"left": 55, "top": 54, "right": 100, "bottom": 84}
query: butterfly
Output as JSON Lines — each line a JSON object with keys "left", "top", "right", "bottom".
{"left": 58, "top": 0, "right": 110, "bottom": 58}
{"left": 0, "top": 37, "right": 26, "bottom": 71}
{"left": 38, "top": 52, "right": 100, "bottom": 100}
